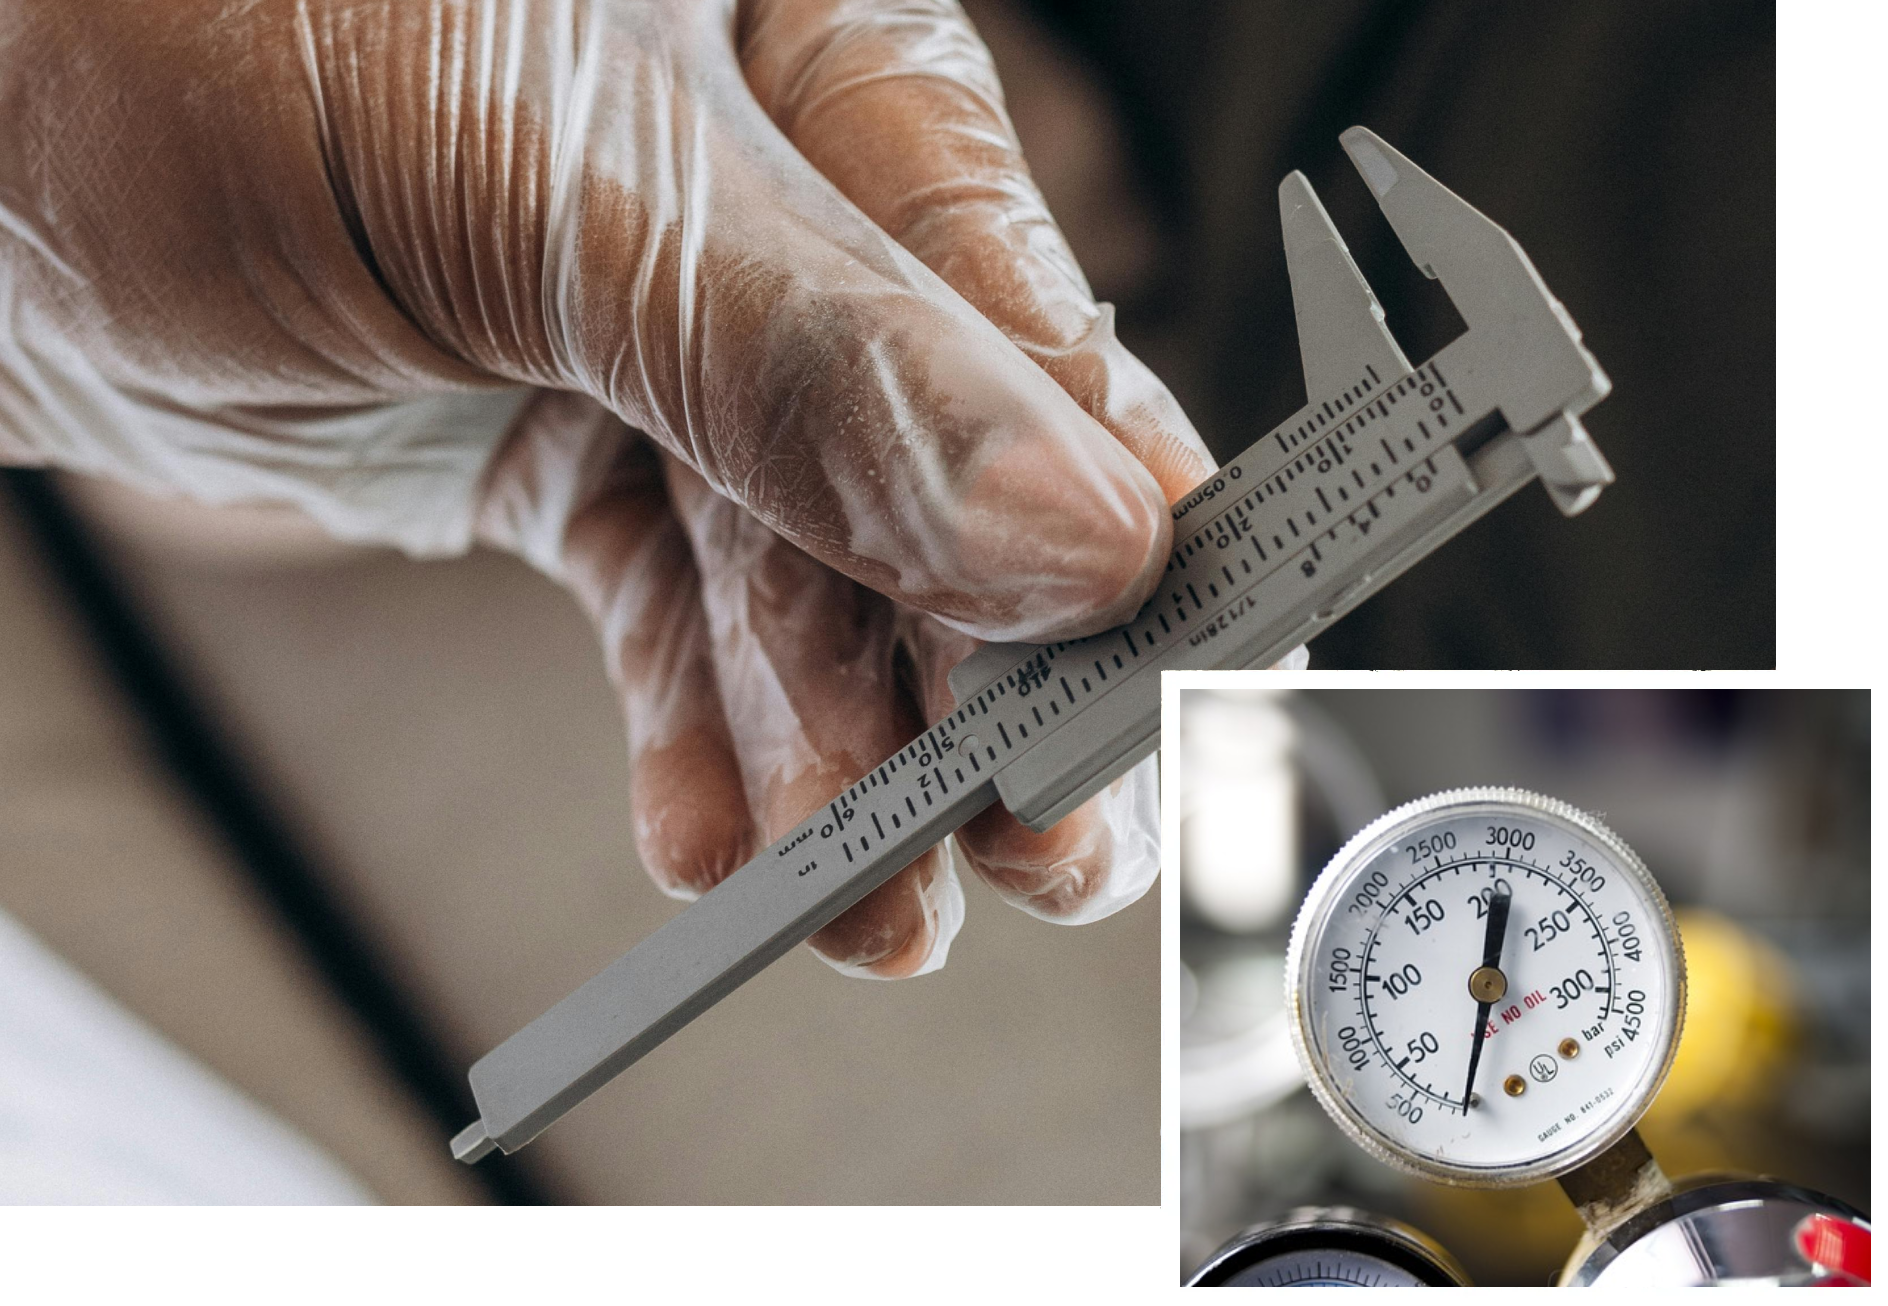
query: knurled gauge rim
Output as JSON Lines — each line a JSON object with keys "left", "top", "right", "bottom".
{"left": 1285, "top": 786, "right": 1687, "bottom": 1188}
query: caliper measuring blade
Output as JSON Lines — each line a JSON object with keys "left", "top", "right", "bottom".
{"left": 451, "top": 128, "right": 1616, "bottom": 1164}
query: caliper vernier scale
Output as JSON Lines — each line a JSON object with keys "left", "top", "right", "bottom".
{"left": 450, "top": 127, "right": 1614, "bottom": 1164}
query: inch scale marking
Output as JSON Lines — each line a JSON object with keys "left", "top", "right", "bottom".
{"left": 450, "top": 127, "right": 1615, "bottom": 1164}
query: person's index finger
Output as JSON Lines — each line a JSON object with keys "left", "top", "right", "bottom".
{"left": 737, "top": 0, "right": 1216, "bottom": 502}
{"left": 740, "top": 0, "right": 1071, "bottom": 332}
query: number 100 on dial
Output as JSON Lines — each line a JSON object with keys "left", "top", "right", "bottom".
{"left": 1286, "top": 788, "right": 1686, "bottom": 1188}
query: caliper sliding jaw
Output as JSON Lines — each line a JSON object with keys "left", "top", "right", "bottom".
{"left": 947, "top": 127, "right": 1611, "bottom": 834}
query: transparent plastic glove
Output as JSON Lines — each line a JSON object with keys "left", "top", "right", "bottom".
{"left": 0, "top": 0, "right": 1302, "bottom": 977}
{"left": 1, "top": 0, "right": 1174, "bottom": 624}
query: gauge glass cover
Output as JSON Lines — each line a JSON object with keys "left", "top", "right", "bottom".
{"left": 1287, "top": 788, "right": 1685, "bottom": 1187}
{"left": 1221, "top": 1249, "right": 1424, "bottom": 1287}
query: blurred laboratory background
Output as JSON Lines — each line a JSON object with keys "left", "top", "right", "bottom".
{"left": 1178, "top": 687, "right": 1868, "bottom": 1284}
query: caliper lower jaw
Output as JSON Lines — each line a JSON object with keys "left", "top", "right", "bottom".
{"left": 1521, "top": 411, "right": 1614, "bottom": 517}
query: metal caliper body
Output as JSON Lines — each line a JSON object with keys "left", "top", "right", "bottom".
{"left": 450, "top": 127, "right": 1613, "bottom": 1163}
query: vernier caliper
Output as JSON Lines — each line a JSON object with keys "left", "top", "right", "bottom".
{"left": 450, "top": 127, "right": 1613, "bottom": 1164}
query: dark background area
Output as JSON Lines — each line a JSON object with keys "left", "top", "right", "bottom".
{"left": 1018, "top": 0, "right": 1774, "bottom": 667}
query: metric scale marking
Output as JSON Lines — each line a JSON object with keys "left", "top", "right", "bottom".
{"left": 450, "top": 127, "right": 1615, "bottom": 1164}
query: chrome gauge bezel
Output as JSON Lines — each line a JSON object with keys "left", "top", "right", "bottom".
{"left": 1285, "top": 787, "right": 1686, "bottom": 1188}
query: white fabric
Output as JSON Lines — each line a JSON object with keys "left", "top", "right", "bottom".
{"left": 0, "top": 909, "right": 371, "bottom": 1205}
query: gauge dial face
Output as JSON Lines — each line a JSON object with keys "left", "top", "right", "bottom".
{"left": 1189, "top": 1209, "right": 1470, "bottom": 1287}
{"left": 1220, "top": 1249, "right": 1426, "bottom": 1287}
{"left": 1287, "top": 789, "right": 1685, "bottom": 1187}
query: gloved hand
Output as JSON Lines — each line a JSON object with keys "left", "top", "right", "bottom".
{"left": 0, "top": 0, "right": 1300, "bottom": 976}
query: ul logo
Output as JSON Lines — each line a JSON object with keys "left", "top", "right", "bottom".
{"left": 1529, "top": 1054, "right": 1558, "bottom": 1084}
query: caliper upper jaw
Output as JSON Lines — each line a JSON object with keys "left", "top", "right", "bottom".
{"left": 1339, "top": 127, "right": 1613, "bottom": 517}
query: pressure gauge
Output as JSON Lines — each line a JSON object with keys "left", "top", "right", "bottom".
{"left": 1187, "top": 1208, "right": 1470, "bottom": 1287}
{"left": 1286, "top": 788, "right": 1684, "bottom": 1188}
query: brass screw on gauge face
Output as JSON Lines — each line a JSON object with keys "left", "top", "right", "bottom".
{"left": 1503, "top": 1074, "right": 1526, "bottom": 1097}
{"left": 1559, "top": 1038, "right": 1581, "bottom": 1060}
{"left": 1469, "top": 966, "right": 1508, "bottom": 1003}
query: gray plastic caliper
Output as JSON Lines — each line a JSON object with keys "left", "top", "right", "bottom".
{"left": 450, "top": 127, "right": 1612, "bottom": 1163}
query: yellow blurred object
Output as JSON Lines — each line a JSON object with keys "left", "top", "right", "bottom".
{"left": 1420, "top": 1176, "right": 1586, "bottom": 1285}
{"left": 1647, "top": 908, "right": 1798, "bottom": 1122}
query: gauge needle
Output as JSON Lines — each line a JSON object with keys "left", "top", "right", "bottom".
{"left": 1461, "top": 880, "right": 1512, "bottom": 1114}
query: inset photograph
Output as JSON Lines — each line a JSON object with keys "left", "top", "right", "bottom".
{"left": 1175, "top": 687, "right": 1868, "bottom": 1286}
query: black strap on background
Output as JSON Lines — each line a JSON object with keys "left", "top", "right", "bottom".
{"left": 2, "top": 469, "right": 551, "bottom": 1206}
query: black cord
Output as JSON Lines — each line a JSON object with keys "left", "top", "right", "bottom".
{"left": 2, "top": 469, "right": 551, "bottom": 1206}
